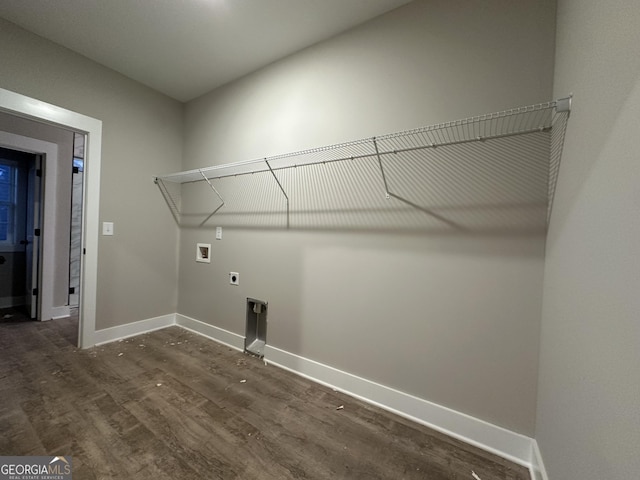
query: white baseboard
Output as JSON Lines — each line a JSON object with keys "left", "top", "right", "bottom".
{"left": 175, "top": 313, "right": 245, "bottom": 351}
{"left": 530, "top": 440, "right": 549, "bottom": 480}
{"left": 93, "top": 313, "right": 176, "bottom": 345}
{"left": 52, "top": 305, "right": 71, "bottom": 320}
{"left": 264, "top": 344, "right": 534, "bottom": 469}
{"left": 94, "top": 312, "right": 536, "bottom": 470}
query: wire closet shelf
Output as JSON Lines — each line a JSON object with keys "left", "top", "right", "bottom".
{"left": 155, "top": 96, "right": 571, "bottom": 231}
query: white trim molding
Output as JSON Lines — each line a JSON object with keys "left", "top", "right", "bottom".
{"left": 70, "top": 310, "right": 538, "bottom": 470}
{"left": 93, "top": 313, "right": 175, "bottom": 346}
{"left": 175, "top": 313, "right": 245, "bottom": 351}
{"left": 166, "top": 312, "right": 535, "bottom": 468}
{"left": 0, "top": 87, "right": 102, "bottom": 349}
{"left": 530, "top": 440, "right": 549, "bottom": 480}
{"left": 51, "top": 305, "right": 71, "bottom": 320}
{"left": 263, "top": 344, "right": 533, "bottom": 468}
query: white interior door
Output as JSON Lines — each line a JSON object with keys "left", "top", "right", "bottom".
{"left": 25, "top": 155, "right": 41, "bottom": 319}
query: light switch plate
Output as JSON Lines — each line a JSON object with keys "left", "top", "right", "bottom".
{"left": 102, "top": 222, "right": 114, "bottom": 236}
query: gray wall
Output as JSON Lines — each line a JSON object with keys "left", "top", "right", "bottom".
{"left": 536, "top": 0, "right": 640, "bottom": 478}
{"left": 179, "top": 0, "right": 556, "bottom": 435}
{"left": 0, "top": 17, "right": 182, "bottom": 329}
{"left": 0, "top": 113, "right": 73, "bottom": 308}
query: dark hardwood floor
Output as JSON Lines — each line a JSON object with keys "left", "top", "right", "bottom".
{"left": 0, "top": 312, "right": 530, "bottom": 479}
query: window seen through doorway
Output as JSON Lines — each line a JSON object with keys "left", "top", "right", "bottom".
{"left": 0, "top": 163, "right": 16, "bottom": 243}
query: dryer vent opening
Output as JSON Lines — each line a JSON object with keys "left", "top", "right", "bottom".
{"left": 245, "top": 298, "right": 267, "bottom": 357}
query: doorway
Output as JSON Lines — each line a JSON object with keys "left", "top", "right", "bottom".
{"left": 0, "top": 127, "right": 74, "bottom": 324}
{"left": 0, "top": 147, "right": 38, "bottom": 319}
{"left": 0, "top": 87, "right": 102, "bottom": 348}
{"left": 68, "top": 133, "right": 84, "bottom": 307}
{"left": 0, "top": 138, "right": 84, "bottom": 323}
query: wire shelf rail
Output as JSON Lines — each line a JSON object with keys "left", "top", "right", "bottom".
{"left": 156, "top": 97, "right": 571, "bottom": 231}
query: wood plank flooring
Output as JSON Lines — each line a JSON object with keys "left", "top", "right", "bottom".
{"left": 0, "top": 311, "right": 530, "bottom": 480}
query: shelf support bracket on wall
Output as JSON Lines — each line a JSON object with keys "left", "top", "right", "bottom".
{"left": 155, "top": 177, "right": 181, "bottom": 223}
{"left": 373, "top": 138, "right": 462, "bottom": 230}
{"left": 265, "top": 159, "right": 290, "bottom": 229}
{"left": 547, "top": 95, "right": 572, "bottom": 223}
{"left": 556, "top": 95, "right": 572, "bottom": 114}
{"left": 373, "top": 138, "right": 391, "bottom": 200}
{"left": 198, "top": 170, "right": 225, "bottom": 227}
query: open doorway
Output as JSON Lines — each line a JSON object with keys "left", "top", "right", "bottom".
{"left": 0, "top": 87, "right": 102, "bottom": 348}
{"left": 0, "top": 122, "right": 76, "bottom": 321}
{"left": 0, "top": 147, "right": 39, "bottom": 321}
{"left": 0, "top": 135, "right": 85, "bottom": 325}
{"left": 68, "top": 133, "right": 84, "bottom": 308}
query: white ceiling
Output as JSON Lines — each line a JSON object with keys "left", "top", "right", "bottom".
{"left": 0, "top": 0, "right": 413, "bottom": 102}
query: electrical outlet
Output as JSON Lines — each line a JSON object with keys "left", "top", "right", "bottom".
{"left": 229, "top": 272, "right": 239, "bottom": 286}
{"left": 216, "top": 226, "right": 222, "bottom": 240}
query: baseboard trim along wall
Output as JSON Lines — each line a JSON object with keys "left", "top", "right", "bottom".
{"left": 93, "top": 313, "right": 176, "bottom": 345}
{"left": 264, "top": 344, "right": 534, "bottom": 468}
{"left": 94, "top": 313, "right": 537, "bottom": 470}
{"left": 530, "top": 440, "right": 549, "bottom": 480}
{"left": 175, "top": 314, "right": 245, "bottom": 351}
{"left": 51, "top": 305, "right": 71, "bottom": 320}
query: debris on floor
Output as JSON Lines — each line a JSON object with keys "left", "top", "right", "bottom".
{"left": 117, "top": 352, "right": 123, "bottom": 357}
{"left": 471, "top": 471, "right": 482, "bottom": 480}
{"left": 3, "top": 314, "right": 13, "bottom": 319}
{"left": 240, "top": 379, "right": 247, "bottom": 383}
{"left": 156, "top": 383, "right": 162, "bottom": 387}
{"left": 336, "top": 405, "right": 344, "bottom": 411}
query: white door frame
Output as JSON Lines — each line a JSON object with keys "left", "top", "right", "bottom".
{"left": 0, "top": 87, "right": 102, "bottom": 348}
